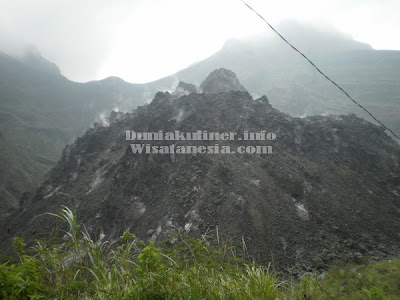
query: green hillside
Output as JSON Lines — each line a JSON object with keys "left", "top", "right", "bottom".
{"left": 0, "top": 51, "right": 165, "bottom": 212}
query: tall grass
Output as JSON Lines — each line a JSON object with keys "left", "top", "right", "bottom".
{"left": 0, "top": 207, "right": 281, "bottom": 299}
{"left": 1, "top": 206, "right": 399, "bottom": 299}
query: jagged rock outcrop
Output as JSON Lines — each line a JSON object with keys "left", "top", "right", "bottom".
{"left": 1, "top": 70, "right": 400, "bottom": 278}
{"left": 171, "top": 81, "right": 199, "bottom": 97}
{"left": 200, "top": 68, "right": 247, "bottom": 94}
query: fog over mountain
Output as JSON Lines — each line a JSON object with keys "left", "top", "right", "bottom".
{"left": 1, "top": 0, "right": 399, "bottom": 82}
{"left": 156, "top": 21, "right": 400, "bottom": 137}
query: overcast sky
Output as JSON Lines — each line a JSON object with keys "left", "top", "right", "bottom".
{"left": 0, "top": 0, "right": 399, "bottom": 83}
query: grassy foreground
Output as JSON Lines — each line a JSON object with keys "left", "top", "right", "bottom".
{"left": 1, "top": 207, "right": 399, "bottom": 299}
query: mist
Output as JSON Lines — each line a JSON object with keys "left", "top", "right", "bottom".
{"left": 0, "top": 0, "right": 399, "bottom": 83}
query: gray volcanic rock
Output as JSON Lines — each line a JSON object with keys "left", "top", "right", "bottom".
{"left": 200, "top": 68, "right": 247, "bottom": 94}
{"left": 172, "top": 81, "right": 199, "bottom": 97}
{"left": 1, "top": 70, "right": 400, "bottom": 278}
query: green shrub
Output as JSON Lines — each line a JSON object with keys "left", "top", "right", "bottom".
{"left": 0, "top": 257, "right": 46, "bottom": 299}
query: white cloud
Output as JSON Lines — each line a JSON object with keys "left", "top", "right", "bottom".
{"left": 0, "top": 0, "right": 399, "bottom": 83}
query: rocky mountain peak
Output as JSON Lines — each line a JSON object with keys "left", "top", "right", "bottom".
{"left": 200, "top": 68, "right": 247, "bottom": 94}
{"left": 1, "top": 70, "right": 400, "bottom": 278}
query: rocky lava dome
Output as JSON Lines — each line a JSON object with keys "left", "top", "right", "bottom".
{"left": 1, "top": 69, "right": 400, "bottom": 277}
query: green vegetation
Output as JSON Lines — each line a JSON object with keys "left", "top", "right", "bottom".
{"left": 285, "top": 259, "right": 400, "bottom": 299}
{"left": 1, "top": 207, "right": 399, "bottom": 299}
{"left": 0, "top": 52, "right": 155, "bottom": 212}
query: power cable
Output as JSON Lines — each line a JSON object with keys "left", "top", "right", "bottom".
{"left": 241, "top": 0, "right": 400, "bottom": 140}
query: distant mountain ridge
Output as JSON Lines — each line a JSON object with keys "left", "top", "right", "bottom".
{"left": 18, "top": 48, "right": 62, "bottom": 75}
{"left": 155, "top": 23, "right": 400, "bottom": 140}
{"left": 0, "top": 50, "right": 171, "bottom": 212}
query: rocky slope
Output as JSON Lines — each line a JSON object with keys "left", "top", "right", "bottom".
{"left": 1, "top": 69, "right": 400, "bottom": 277}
